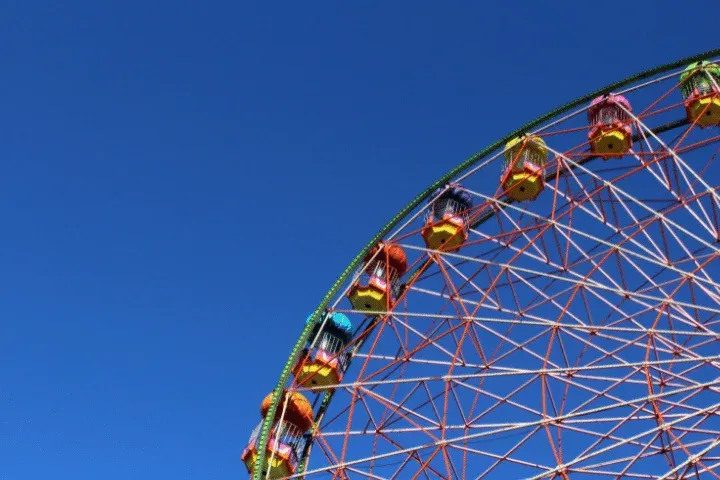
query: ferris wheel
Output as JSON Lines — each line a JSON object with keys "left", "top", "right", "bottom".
{"left": 242, "top": 48, "right": 720, "bottom": 479}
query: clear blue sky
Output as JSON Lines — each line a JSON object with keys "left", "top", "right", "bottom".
{"left": 0, "top": 2, "right": 717, "bottom": 479}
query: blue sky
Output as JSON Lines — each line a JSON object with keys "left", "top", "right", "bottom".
{"left": 0, "top": 1, "right": 718, "bottom": 479}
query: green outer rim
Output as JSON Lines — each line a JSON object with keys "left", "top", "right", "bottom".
{"left": 251, "top": 48, "right": 720, "bottom": 479}
{"left": 680, "top": 60, "right": 720, "bottom": 80}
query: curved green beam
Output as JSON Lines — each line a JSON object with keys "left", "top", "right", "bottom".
{"left": 251, "top": 48, "right": 720, "bottom": 479}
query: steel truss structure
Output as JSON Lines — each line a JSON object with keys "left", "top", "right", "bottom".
{"left": 246, "top": 48, "right": 720, "bottom": 479}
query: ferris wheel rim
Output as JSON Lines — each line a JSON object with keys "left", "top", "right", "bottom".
{"left": 251, "top": 47, "right": 720, "bottom": 479}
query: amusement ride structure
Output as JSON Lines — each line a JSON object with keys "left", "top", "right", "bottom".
{"left": 241, "top": 49, "right": 720, "bottom": 479}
